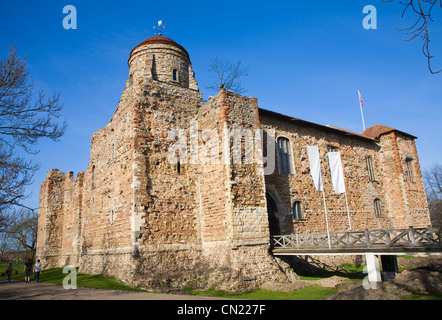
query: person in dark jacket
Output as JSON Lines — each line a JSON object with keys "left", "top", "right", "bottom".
{"left": 6, "top": 263, "right": 13, "bottom": 283}
{"left": 24, "top": 259, "right": 32, "bottom": 283}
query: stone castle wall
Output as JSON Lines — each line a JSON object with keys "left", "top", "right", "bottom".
{"left": 377, "top": 132, "right": 430, "bottom": 228}
{"left": 259, "top": 112, "right": 430, "bottom": 236}
{"left": 36, "top": 36, "right": 431, "bottom": 292}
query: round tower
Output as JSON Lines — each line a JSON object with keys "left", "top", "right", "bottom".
{"left": 127, "top": 36, "right": 199, "bottom": 91}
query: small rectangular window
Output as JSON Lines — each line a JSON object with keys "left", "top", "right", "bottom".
{"left": 91, "top": 165, "right": 95, "bottom": 189}
{"left": 172, "top": 69, "right": 178, "bottom": 82}
{"left": 110, "top": 208, "right": 115, "bottom": 224}
{"left": 293, "top": 201, "right": 303, "bottom": 219}
{"left": 374, "top": 199, "right": 382, "bottom": 218}
{"left": 366, "top": 156, "right": 376, "bottom": 181}
{"left": 406, "top": 158, "right": 414, "bottom": 182}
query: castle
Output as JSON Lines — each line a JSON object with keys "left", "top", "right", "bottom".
{"left": 36, "top": 34, "right": 431, "bottom": 291}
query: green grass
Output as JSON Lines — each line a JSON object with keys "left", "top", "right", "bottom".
{"left": 296, "top": 263, "right": 365, "bottom": 282}
{"left": 37, "top": 268, "right": 146, "bottom": 292}
{"left": 189, "top": 286, "right": 338, "bottom": 300}
{"left": 0, "top": 262, "right": 145, "bottom": 292}
{"left": 1, "top": 259, "right": 440, "bottom": 300}
{"left": 0, "top": 261, "right": 25, "bottom": 280}
{"left": 1, "top": 262, "right": 339, "bottom": 299}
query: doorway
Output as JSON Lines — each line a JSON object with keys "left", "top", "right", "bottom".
{"left": 266, "top": 193, "right": 280, "bottom": 242}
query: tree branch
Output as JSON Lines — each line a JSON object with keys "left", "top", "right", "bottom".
{"left": 384, "top": 0, "right": 441, "bottom": 74}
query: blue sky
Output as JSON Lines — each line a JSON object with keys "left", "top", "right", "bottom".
{"left": 1, "top": 0, "right": 441, "bottom": 210}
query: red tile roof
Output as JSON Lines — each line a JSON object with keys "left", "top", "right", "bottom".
{"left": 129, "top": 36, "right": 189, "bottom": 60}
{"left": 363, "top": 124, "right": 417, "bottom": 139}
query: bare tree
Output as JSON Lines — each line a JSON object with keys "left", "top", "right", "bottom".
{"left": 0, "top": 210, "right": 14, "bottom": 260}
{"left": 0, "top": 45, "right": 67, "bottom": 152}
{"left": 0, "top": 146, "right": 37, "bottom": 213}
{"left": 8, "top": 209, "right": 38, "bottom": 261}
{"left": 423, "top": 164, "right": 442, "bottom": 226}
{"left": 384, "top": 0, "right": 441, "bottom": 74}
{"left": 0, "top": 231, "right": 11, "bottom": 261}
{"left": 0, "top": 209, "right": 37, "bottom": 261}
{"left": 207, "top": 57, "right": 249, "bottom": 94}
{"left": 0, "top": 45, "right": 66, "bottom": 214}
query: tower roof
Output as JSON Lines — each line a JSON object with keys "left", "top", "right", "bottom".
{"left": 363, "top": 124, "right": 417, "bottom": 139}
{"left": 129, "top": 36, "right": 190, "bottom": 60}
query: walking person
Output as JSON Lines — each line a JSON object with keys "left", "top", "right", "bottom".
{"left": 24, "top": 259, "right": 32, "bottom": 283}
{"left": 34, "top": 259, "right": 42, "bottom": 282}
{"left": 6, "top": 263, "right": 13, "bottom": 283}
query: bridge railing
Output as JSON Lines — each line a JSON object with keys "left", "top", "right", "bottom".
{"left": 273, "top": 227, "right": 441, "bottom": 250}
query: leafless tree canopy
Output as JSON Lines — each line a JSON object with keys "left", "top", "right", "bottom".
{"left": 0, "top": 146, "right": 37, "bottom": 213}
{"left": 384, "top": 0, "right": 442, "bottom": 74}
{"left": 0, "top": 45, "right": 66, "bottom": 214}
{"left": 0, "top": 45, "right": 67, "bottom": 153}
{"left": 207, "top": 57, "right": 249, "bottom": 94}
{"left": 423, "top": 164, "right": 442, "bottom": 226}
{"left": 0, "top": 209, "right": 37, "bottom": 261}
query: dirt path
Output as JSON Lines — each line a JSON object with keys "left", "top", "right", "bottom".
{"left": 0, "top": 280, "right": 227, "bottom": 300}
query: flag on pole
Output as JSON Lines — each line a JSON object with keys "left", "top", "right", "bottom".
{"left": 307, "top": 146, "right": 324, "bottom": 191}
{"left": 358, "top": 90, "right": 364, "bottom": 106}
{"left": 327, "top": 151, "right": 346, "bottom": 194}
{"left": 328, "top": 151, "right": 352, "bottom": 230}
{"left": 358, "top": 90, "right": 366, "bottom": 132}
{"left": 307, "top": 146, "right": 331, "bottom": 248}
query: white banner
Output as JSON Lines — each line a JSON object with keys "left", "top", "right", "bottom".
{"left": 307, "top": 146, "right": 323, "bottom": 191}
{"left": 327, "top": 151, "right": 346, "bottom": 194}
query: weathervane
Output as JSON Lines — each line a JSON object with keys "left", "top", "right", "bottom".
{"left": 153, "top": 20, "right": 166, "bottom": 36}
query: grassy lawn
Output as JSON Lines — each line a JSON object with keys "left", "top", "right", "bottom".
{"left": 0, "top": 262, "right": 145, "bottom": 292}
{"left": 1, "top": 259, "right": 439, "bottom": 300}
{"left": 0, "top": 262, "right": 339, "bottom": 299}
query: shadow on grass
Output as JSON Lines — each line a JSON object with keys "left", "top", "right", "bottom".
{"left": 296, "top": 263, "right": 366, "bottom": 281}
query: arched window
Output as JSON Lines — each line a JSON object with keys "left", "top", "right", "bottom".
{"left": 172, "top": 69, "right": 178, "bottom": 82}
{"left": 293, "top": 201, "right": 303, "bottom": 220}
{"left": 374, "top": 198, "right": 382, "bottom": 218}
{"left": 277, "top": 137, "right": 293, "bottom": 174}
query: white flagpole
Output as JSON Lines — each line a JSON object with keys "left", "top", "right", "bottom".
{"left": 327, "top": 151, "right": 352, "bottom": 232}
{"left": 308, "top": 146, "right": 332, "bottom": 249}
{"left": 344, "top": 192, "right": 352, "bottom": 231}
{"left": 358, "top": 90, "right": 366, "bottom": 132}
{"left": 322, "top": 190, "right": 332, "bottom": 249}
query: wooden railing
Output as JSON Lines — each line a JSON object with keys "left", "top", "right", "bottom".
{"left": 273, "top": 227, "right": 441, "bottom": 250}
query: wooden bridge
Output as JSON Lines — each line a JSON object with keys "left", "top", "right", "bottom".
{"left": 272, "top": 227, "right": 442, "bottom": 255}
{"left": 272, "top": 227, "right": 442, "bottom": 283}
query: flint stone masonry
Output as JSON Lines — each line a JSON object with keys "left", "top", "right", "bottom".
{"left": 36, "top": 35, "right": 431, "bottom": 292}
